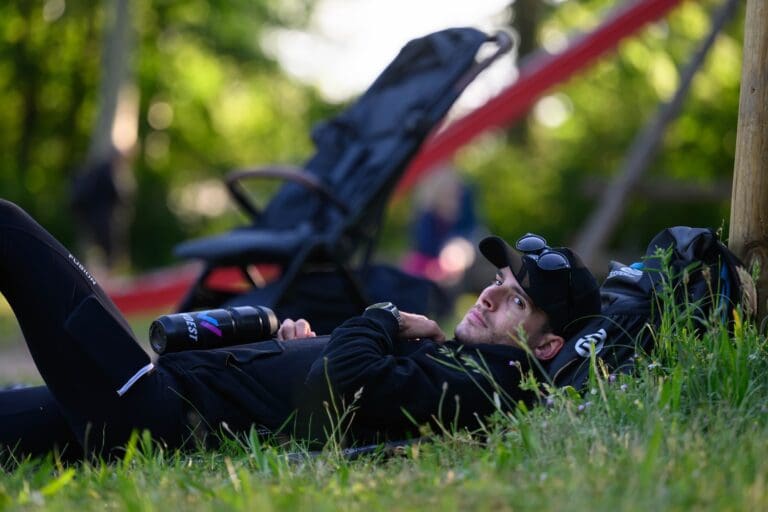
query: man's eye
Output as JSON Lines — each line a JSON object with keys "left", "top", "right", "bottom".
{"left": 513, "top": 297, "right": 526, "bottom": 309}
{"left": 494, "top": 278, "right": 503, "bottom": 286}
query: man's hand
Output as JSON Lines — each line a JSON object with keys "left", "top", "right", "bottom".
{"left": 398, "top": 312, "right": 446, "bottom": 343}
{"left": 276, "top": 318, "right": 316, "bottom": 341}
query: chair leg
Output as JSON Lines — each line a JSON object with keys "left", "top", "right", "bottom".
{"left": 335, "top": 260, "right": 371, "bottom": 308}
{"left": 176, "top": 266, "right": 213, "bottom": 311}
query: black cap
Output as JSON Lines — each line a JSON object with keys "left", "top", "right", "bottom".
{"left": 479, "top": 235, "right": 601, "bottom": 338}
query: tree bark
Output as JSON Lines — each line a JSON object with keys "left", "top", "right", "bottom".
{"left": 86, "top": 0, "right": 133, "bottom": 165}
{"left": 74, "top": 0, "right": 136, "bottom": 271}
{"left": 729, "top": 0, "right": 768, "bottom": 321}
{"left": 505, "top": 0, "right": 544, "bottom": 144}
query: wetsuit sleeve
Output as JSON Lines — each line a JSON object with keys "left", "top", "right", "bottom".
{"left": 304, "top": 309, "right": 532, "bottom": 432}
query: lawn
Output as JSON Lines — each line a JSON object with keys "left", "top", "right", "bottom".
{"left": 1, "top": 296, "right": 767, "bottom": 510}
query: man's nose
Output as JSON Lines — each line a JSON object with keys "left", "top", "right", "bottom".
{"left": 479, "top": 285, "right": 500, "bottom": 311}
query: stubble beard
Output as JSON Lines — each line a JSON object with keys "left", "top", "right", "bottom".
{"left": 454, "top": 313, "right": 541, "bottom": 347}
{"left": 454, "top": 317, "right": 492, "bottom": 345}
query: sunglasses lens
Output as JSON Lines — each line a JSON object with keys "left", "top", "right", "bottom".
{"left": 537, "top": 251, "right": 570, "bottom": 270}
{"left": 516, "top": 234, "right": 547, "bottom": 253}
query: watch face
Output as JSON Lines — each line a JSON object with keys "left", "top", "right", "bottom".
{"left": 366, "top": 302, "right": 401, "bottom": 324}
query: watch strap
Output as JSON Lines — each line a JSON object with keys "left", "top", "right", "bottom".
{"left": 365, "top": 301, "right": 402, "bottom": 327}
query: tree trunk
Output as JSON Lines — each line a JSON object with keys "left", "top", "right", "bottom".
{"left": 74, "top": 0, "right": 136, "bottom": 271}
{"left": 86, "top": 0, "right": 133, "bottom": 165}
{"left": 505, "top": 0, "right": 544, "bottom": 144}
{"left": 728, "top": 0, "right": 768, "bottom": 321}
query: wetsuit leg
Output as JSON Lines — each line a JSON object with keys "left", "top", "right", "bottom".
{"left": 0, "top": 200, "right": 187, "bottom": 453}
{"left": 0, "top": 385, "right": 80, "bottom": 460}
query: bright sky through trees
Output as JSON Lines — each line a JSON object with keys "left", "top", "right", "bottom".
{"left": 263, "top": 0, "right": 514, "bottom": 104}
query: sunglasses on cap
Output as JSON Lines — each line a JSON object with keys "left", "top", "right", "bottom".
{"left": 515, "top": 233, "right": 571, "bottom": 271}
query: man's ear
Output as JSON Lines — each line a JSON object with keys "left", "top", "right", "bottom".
{"left": 533, "top": 333, "right": 564, "bottom": 361}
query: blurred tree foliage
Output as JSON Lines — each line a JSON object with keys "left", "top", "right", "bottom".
{"left": 0, "top": 0, "right": 335, "bottom": 269}
{"left": 0, "top": 0, "right": 744, "bottom": 272}
{"left": 448, "top": 0, "right": 743, "bottom": 262}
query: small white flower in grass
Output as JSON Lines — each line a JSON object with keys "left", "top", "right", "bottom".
{"left": 577, "top": 401, "right": 592, "bottom": 413}
{"left": 648, "top": 362, "right": 660, "bottom": 370}
{"left": 539, "top": 472, "right": 548, "bottom": 482}
{"left": 221, "top": 421, "right": 240, "bottom": 441}
{"left": 620, "top": 384, "right": 628, "bottom": 392}
{"left": 590, "top": 388, "right": 597, "bottom": 395}
{"left": 609, "top": 373, "right": 617, "bottom": 383}
{"left": 545, "top": 396, "right": 555, "bottom": 407}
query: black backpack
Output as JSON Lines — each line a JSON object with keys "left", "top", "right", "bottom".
{"left": 546, "top": 226, "right": 756, "bottom": 390}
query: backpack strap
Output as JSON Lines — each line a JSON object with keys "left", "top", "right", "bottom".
{"left": 546, "top": 260, "right": 654, "bottom": 389}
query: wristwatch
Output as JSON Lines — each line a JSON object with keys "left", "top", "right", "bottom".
{"left": 365, "top": 301, "right": 402, "bottom": 328}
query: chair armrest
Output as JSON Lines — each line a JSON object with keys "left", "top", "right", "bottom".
{"left": 225, "top": 165, "right": 351, "bottom": 220}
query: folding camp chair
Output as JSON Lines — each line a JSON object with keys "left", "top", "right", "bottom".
{"left": 173, "top": 28, "right": 511, "bottom": 327}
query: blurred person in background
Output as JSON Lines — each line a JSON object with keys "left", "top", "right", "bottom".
{"left": 402, "top": 165, "right": 490, "bottom": 296}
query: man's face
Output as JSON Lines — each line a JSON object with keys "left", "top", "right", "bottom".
{"left": 454, "top": 267, "right": 549, "bottom": 347}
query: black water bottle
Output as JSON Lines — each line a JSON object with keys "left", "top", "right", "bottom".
{"left": 149, "top": 306, "right": 278, "bottom": 355}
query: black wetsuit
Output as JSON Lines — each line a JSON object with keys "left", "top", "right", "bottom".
{"left": 0, "top": 200, "right": 540, "bottom": 457}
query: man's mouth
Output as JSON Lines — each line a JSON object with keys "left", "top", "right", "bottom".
{"left": 468, "top": 308, "right": 487, "bottom": 328}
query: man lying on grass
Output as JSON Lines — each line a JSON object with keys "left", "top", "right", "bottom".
{"left": 0, "top": 199, "right": 600, "bottom": 458}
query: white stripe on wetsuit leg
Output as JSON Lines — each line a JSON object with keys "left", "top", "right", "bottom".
{"left": 116, "top": 363, "right": 155, "bottom": 397}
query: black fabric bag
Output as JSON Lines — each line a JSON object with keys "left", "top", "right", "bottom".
{"left": 546, "top": 226, "right": 756, "bottom": 390}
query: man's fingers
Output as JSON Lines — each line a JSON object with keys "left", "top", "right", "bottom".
{"left": 276, "top": 319, "right": 294, "bottom": 340}
{"left": 277, "top": 318, "right": 316, "bottom": 340}
{"left": 294, "top": 319, "right": 314, "bottom": 338}
{"left": 415, "top": 320, "right": 445, "bottom": 342}
{"left": 399, "top": 312, "right": 446, "bottom": 342}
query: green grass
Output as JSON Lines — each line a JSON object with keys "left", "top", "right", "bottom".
{"left": 2, "top": 297, "right": 768, "bottom": 510}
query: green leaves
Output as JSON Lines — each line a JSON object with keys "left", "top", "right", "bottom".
{"left": 457, "top": 0, "right": 742, "bottom": 254}
{"left": 0, "top": 0, "right": 327, "bottom": 269}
